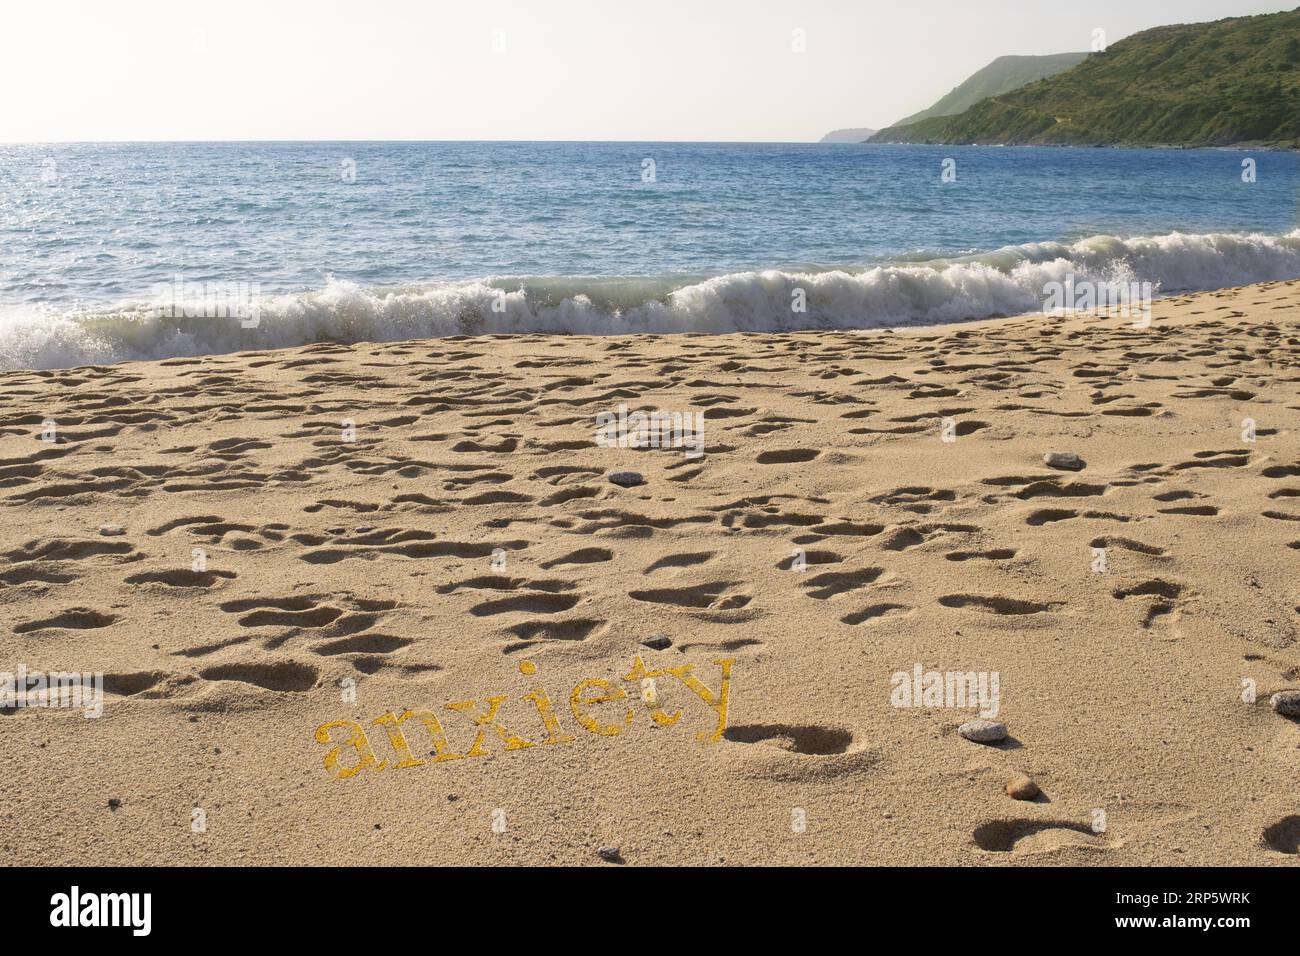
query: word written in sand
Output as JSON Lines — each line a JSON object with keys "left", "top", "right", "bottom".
{"left": 314, "top": 655, "right": 736, "bottom": 780}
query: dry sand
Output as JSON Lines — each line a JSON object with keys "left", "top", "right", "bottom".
{"left": 2, "top": 280, "right": 1298, "bottom": 866}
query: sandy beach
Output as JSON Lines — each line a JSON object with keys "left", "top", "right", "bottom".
{"left": 2, "top": 280, "right": 1297, "bottom": 867}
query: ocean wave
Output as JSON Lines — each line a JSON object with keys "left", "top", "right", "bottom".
{"left": 2, "top": 229, "right": 1298, "bottom": 371}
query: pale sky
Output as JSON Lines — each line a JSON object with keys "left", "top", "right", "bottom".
{"left": 2, "top": 0, "right": 1293, "bottom": 142}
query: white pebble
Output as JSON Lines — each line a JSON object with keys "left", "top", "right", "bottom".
{"left": 959, "top": 719, "right": 1008, "bottom": 743}
{"left": 1043, "top": 452, "right": 1084, "bottom": 471}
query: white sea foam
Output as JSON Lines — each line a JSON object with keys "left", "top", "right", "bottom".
{"left": 2, "top": 230, "right": 1298, "bottom": 370}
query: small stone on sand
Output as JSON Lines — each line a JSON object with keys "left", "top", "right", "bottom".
{"left": 98, "top": 524, "right": 125, "bottom": 536}
{"left": 596, "top": 845, "right": 622, "bottom": 862}
{"left": 641, "top": 634, "right": 672, "bottom": 650}
{"left": 1270, "top": 691, "right": 1300, "bottom": 717}
{"left": 1006, "top": 774, "right": 1039, "bottom": 800}
{"left": 959, "top": 719, "right": 1008, "bottom": 744}
{"left": 608, "top": 470, "right": 645, "bottom": 487}
{"left": 1043, "top": 451, "right": 1084, "bottom": 471}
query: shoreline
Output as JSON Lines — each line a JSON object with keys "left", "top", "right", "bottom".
{"left": 5, "top": 229, "right": 1299, "bottom": 373}
{"left": 1, "top": 279, "right": 1290, "bottom": 372}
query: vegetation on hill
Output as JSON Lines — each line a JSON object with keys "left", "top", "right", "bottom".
{"left": 870, "top": 9, "right": 1300, "bottom": 148}
{"left": 891, "top": 52, "right": 1090, "bottom": 128}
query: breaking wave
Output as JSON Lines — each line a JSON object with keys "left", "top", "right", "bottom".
{"left": 2, "top": 229, "right": 1298, "bottom": 371}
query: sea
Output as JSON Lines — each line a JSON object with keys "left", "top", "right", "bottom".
{"left": 0, "top": 141, "right": 1296, "bottom": 370}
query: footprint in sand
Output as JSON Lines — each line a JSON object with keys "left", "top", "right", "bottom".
{"left": 1112, "top": 579, "right": 1187, "bottom": 630}
{"left": 644, "top": 551, "right": 717, "bottom": 573}
{"left": 1090, "top": 536, "right": 1166, "bottom": 557}
{"left": 801, "top": 568, "right": 886, "bottom": 600}
{"left": 470, "top": 593, "right": 581, "bottom": 616}
{"left": 312, "top": 634, "right": 412, "bottom": 656}
{"left": 236, "top": 605, "right": 344, "bottom": 629}
{"left": 776, "top": 549, "right": 841, "bottom": 570}
{"left": 793, "top": 521, "right": 885, "bottom": 544}
{"left": 755, "top": 448, "right": 820, "bottom": 465}
{"left": 721, "top": 723, "right": 878, "bottom": 781}
{"left": 540, "top": 547, "right": 614, "bottom": 569}
{"left": 125, "top": 568, "right": 237, "bottom": 589}
{"left": 938, "top": 593, "right": 1061, "bottom": 615}
{"left": 723, "top": 723, "right": 854, "bottom": 755}
{"left": 14, "top": 609, "right": 118, "bottom": 633}
{"left": 4, "top": 537, "right": 137, "bottom": 563}
{"left": 628, "top": 581, "right": 752, "bottom": 611}
{"left": 972, "top": 819, "right": 1110, "bottom": 854}
{"left": 197, "top": 660, "right": 320, "bottom": 693}
{"left": 102, "top": 672, "right": 196, "bottom": 699}
{"left": 841, "top": 604, "right": 913, "bottom": 625}
{"left": 945, "top": 549, "right": 1016, "bottom": 562}
{"left": 1025, "top": 508, "right": 1077, "bottom": 526}
{"left": 504, "top": 618, "right": 607, "bottom": 650}
{"left": 1261, "top": 815, "right": 1300, "bottom": 854}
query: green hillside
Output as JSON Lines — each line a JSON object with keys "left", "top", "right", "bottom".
{"left": 870, "top": 9, "right": 1300, "bottom": 148}
{"left": 892, "top": 52, "right": 1090, "bottom": 128}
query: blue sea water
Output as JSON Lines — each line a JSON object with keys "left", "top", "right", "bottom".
{"left": 0, "top": 141, "right": 1297, "bottom": 369}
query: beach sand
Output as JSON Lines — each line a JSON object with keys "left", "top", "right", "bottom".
{"left": 2, "top": 280, "right": 1298, "bottom": 866}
